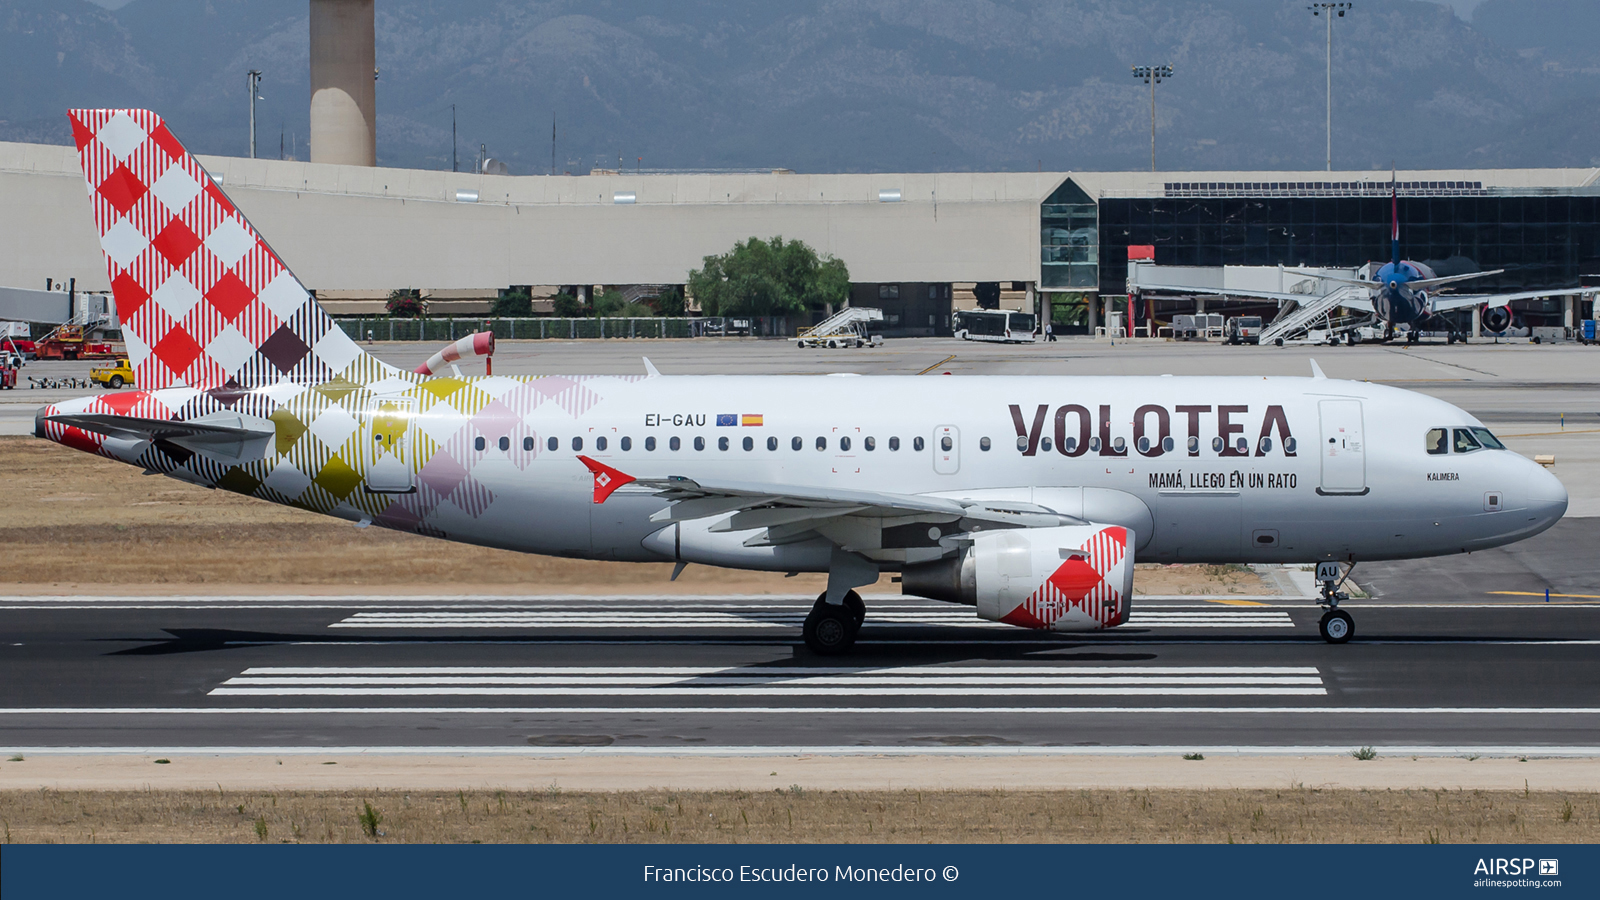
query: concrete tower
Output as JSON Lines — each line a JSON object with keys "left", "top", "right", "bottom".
{"left": 309, "top": 0, "right": 376, "bottom": 167}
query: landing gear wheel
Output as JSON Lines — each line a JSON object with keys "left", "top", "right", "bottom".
{"left": 813, "top": 591, "right": 866, "bottom": 629}
{"left": 1319, "top": 609, "right": 1354, "bottom": 644}
{"left": 803, "top": 602, "right": 857, "bottom": 655}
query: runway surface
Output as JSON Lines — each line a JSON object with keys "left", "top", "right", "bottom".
{"left": 3, "top": 520, "right": 1598, "bottom": 754}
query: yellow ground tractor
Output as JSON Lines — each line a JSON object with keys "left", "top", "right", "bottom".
{"left": 90, "top": 358, "right": 134, "bottom": 389}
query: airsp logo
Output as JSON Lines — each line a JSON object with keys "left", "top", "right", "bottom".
{"left": 1473, "top": 858, "right": 1548, "bottom": 876}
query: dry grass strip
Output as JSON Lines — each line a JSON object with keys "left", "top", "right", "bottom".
{"left": 1, "top": 788, "right": 1597, "bottom": 844}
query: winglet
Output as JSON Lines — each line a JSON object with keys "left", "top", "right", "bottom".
{"left": 642, "top": 357, "right": 660, "bottom": 377}
{"left": 578, "top": 455, "right": 636, "bottom": 503}
{"left": 1309, "top": 359, "right": 1327, "bottom": 379}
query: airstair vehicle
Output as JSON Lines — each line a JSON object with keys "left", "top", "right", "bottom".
{"left": 796, "top": 306, "right": 885, "bottom": 348}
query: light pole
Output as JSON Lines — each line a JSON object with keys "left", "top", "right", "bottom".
{"left": 1131, "top": 65, "right": 1173, "bottom": 172}
{"left": 1309, "top": 3, "right": 1352, "bottom": 171}
{"left": 247, "top": 69, "right": 263, "bottom": 159}
{"left": 450, "top": 104, "right": 457, "bottom": 172}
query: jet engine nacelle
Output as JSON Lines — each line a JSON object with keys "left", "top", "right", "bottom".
{"left": 1482, "top": 304, "right": 1512, "bottom": 333}
{"left": 900, "top": 523, "right": 1134, "bottom": 631}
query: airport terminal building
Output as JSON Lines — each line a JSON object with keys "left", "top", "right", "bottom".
{"left": 3, "top": 137, "right": 1598, "bottom": 334}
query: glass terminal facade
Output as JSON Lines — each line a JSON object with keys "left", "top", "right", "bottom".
{"left": 1092, "top": 191, "right": 1600, "bottom": 298}
{"left": 1040, "top": 178, "right": 1099, "bottom": 290}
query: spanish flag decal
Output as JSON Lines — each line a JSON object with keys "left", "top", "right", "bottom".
{"left": 741, "top": 414, "right": 764, "bottom": 426}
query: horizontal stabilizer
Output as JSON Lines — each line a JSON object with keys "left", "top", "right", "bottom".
{"left": 47, "top": 412, "right": 274, "bottom": 461}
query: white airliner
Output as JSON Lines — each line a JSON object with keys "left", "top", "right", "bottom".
{"left": 37, "top": 109, "right": 1570, "bottom": 654}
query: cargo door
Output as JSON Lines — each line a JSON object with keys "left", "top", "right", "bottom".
{"left": 366, "top": 396, "right": 415, "bottom": 493}
{"left": 933, "top": 425, "right": 959, "bottom": 475}
{"left": 1318, "top": 399, "right": 1366, "bottom": 495}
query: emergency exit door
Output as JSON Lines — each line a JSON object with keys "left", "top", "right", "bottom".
{"left": 1318, "top": 399, "right": 1366, "bottom": 495}
{"left": 366, "top": 396, "right": 415, "bottom": 493}
{"left": 933, "top": 425, "right": 959, "bottom": 474}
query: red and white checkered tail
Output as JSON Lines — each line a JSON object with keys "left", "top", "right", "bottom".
{"left": 68, "top": 109, "right": 387, "bottom": 390}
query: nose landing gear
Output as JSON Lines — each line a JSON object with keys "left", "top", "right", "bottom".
{"left": 1315, "top": 561, "right": 1356, "bottom": 644}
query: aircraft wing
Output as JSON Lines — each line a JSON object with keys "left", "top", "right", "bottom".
{"left": 1428, "top": 287, "right": 1594, "bottom": 314}
{"left": 46, "top": 412, "right": 274, "bottom": 461}
{"left": 578, "top": 456, "right": 1076, "bottom": 543}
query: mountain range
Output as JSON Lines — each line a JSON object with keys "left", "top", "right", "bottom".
{"left": 2, "top": 0, "right": 1598, "bottom": 174}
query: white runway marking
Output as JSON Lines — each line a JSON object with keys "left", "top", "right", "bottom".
{"left": 326, "top": 609, "right": 1297, "bottom": 630}
{"left": 2, "top": 706, "right": 1598, "bottom": 716}
{"left": 3, "top": 745, "right": 1600, "bottom": 757}
{"left": 208, "top": 664, "right": 1325, "bottom": 697}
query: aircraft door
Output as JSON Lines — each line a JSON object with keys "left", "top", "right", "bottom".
{"left": 366, "top": 396, "right": 415, "bottom": 493}
{"left": 1318, "top": 399, "right": 1366, "bottom": 494}
{"left": 933, "top": 425, "right": 959, "bottom": 474}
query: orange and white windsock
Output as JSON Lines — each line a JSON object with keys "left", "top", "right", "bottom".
{"left": 414, "top": 331, "right": 494, "bottom": 376}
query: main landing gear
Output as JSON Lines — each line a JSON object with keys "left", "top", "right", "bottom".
{"left": 803, "top": 590, "right": 865, "bottom": 655}
{"left": 1315, "top": 561, "right": 1356, "bottom": 644}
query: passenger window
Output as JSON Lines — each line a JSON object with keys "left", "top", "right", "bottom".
{"left": 498, "top": 436, "right": 510, "bottom": 451}
{"left": 864, "top": 437, "right": 876, "bottom": 451}
{"left": 571, "top": 436, "right": 583, "bottom": 451}
{"left": 767, "top": 436, "right": 778, "bottom": 451}
{"left": 743, "top": 436, "right": 754, "bottom": 451}
{"left": 889, "top": 437, "right": 901, "bottom": 451}
{"left": 840, "top": 436, "right": 851, "bottom": 451}
{"left": 645, "top": 436, "right": 657, "bottom": 451}
{"left": 1425, "top": 428, "right": 1447, "bottom": 455}
{"left": 913, "top": 436, "right": 925, "bottom": 452}
{"left": 547, "top": 436, "right": 558, "bottom": 452}
{"left": 791, "top": 436, "right": 802, "bottom": 451}
{"left": 669, "top": 436, "right": 681, "bottom": 451}
{"left": 596, "top": 436, "right": 607, "bottom": 451}
{"left": 523, "top": 436, "right": 534, "bottom": 452}
{"left": 475, "top": 436, "right": 486, "bottom": 451}
{"left": 1041, "top": 437, "right": 1052, "bottom": 452}
{"left": 1453, "top": 428, "right": 1481, "bottom": 453}
{"left": 816, "top": 436, "right": 827, "bottom": 451}
{"left": 621, "top": 436, "right": 632, "bottom": 451}
{"left": 693, "top": 436, "right": 705, "bottom": 451}
{"left": 1470, "top": 427, "right": 1505, "bottom": 450}
{"left": 718, "top": 436, "right": 729, "bottom": 451}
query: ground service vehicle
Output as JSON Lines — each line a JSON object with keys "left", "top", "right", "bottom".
{"left": 39, "top": 109, "right": 1569, "bottom": 657}
{"left": 1227, "top": 316, "right": 1264, "bottom": 345}
{"left": 90, "top": 358, "right": 134, "bottom": 389}
{"left": 955, "top": 309, "right": 1036, "bottom": 343}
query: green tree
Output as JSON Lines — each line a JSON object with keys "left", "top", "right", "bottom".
{"left": 552, "top": 291, "right": 585, "bottom": 318}
{"left": 687, "top": 236, "right": 850, "bottom": 317}
{"left": 386, "top": 289, "right": 424, "bottom": 318}
{"left": 651, "top": 287, "right": 686, "bottom": 317}
{"left": 491, "top": 289, "right": 533, "bottom": 316}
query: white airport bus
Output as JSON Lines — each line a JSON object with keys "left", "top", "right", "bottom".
{"left": 954, "top": 308, "right": 1036, "bottom": 343}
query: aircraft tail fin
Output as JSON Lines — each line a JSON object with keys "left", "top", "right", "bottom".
{"left": 1390, "top": 166, "right": 1400, "bottom": 267}
{"left": 66, "top": 109, "right": 388, "bottom": 391}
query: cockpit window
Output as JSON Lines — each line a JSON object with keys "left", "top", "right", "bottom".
{"left": 1425, "top": 428, "right": 1448, "bottom": 455}
{"left": 1452, "top": 428, "right": 1482, "bottom": 453}
{"left": 1470, "top": 427, "right": 1505, "bottom": 450}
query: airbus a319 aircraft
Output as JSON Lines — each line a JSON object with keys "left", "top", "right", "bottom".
{"left": 38, "top": 110, "right": 1569, "bottom": 653}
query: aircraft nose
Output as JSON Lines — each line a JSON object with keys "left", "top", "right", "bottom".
{"left": 1525, "top": 461, "right": 1569, "bottom": 522}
